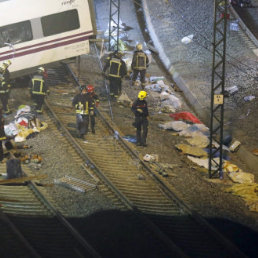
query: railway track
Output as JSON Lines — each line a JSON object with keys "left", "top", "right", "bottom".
{"left": 0, "top": 164, "right": 101, "bottom": 257}
{"left": 43, "top": 62, "right": 246, "bottom": 257}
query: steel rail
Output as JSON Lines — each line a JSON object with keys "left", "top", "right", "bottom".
{"left": 44, "top": 62, "right": 246, "bottom": 257}
{"left": 44, "top": 98, "right": 187, "bottom": 257}
{"left": 0, "top": 171, "right": 101, "bottom": 257}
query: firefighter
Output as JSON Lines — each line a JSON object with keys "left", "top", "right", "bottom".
{"left": 103, "top": 51, "right": 127, "bottom": 100}
{"left": 86, "top": 85, "right": 99, "bottom": 134}
{"left": 131, "top": 43, "right": 149, "bottom": 89}
{"left": 131, "top": 90, "right": 149, "bottom": 147}
{"left": 72, "top": 85, "right": 94, "bottom": 140}
{"left": 30, "top": 67, "right": 49, "bottom": 114}
{"left": 0, "top": 108, "right": 6, "bottom": 162}
{"left": 0, "top": 74, "right": 11, "bottom": 114}
{"left": 2, "top": 60, "right": 12, "bottom": 88}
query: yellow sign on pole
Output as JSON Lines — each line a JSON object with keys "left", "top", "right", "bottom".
{"left": 214, "top": 94, "right": 224, "bottom": 104}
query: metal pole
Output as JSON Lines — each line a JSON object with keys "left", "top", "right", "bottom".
{"left": 209, "top": 0, "right": 228, "bottom": 179}
{"left": 108, "top": 0, "right": 120, "bottom": 51}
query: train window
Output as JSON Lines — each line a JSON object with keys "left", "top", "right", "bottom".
{"left": 41, "top": 9, "right": 80, "bottom": 37}
{"left": 0, "top": 21, "right": 32, "bottom": 48}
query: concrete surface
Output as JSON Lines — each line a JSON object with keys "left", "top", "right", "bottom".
{"left": 141, "top": 0, "right": 258, "bottom": 172}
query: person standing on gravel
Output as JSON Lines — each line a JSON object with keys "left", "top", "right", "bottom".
{"left": 29, "top": 67, "right": 49, "bottom": 114}
{"left": 131, "top": 90, "right": 149, "bottom": 147}
{"left": 131, "top": 43, "right": 149, "bottom": 89}
{"left": 72, "top": 85, "right": 94, "bottom": 140}
{"left": 102, "top": 51, "right": 127, "bottom": 100}
{"left": 86, "top": 84, "right": 99, "bottom": 134}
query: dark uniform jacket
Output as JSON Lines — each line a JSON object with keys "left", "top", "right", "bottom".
{"left": 0, "top": 115, "right": 6, "bottom": 141}
{"left": 30, "top": 75, "right": 49, "bottom": 95}
{"left": 72, "top": 93, "right": 94, "bottom": 115}
{"left": 90, "top": 93, "right": 100, "bottom": 107}
{"left": 2, "top": 68, "right": 11, "bottom": 87}
{"left": 0, "top": 80, "right": 10, "bottom": 94}
{"left": 103, "top": 55, "right": 127, "bottom": 78}
{"left": 131, "top": 50, "right": 149, "bottom": 70}
{"left": 131, "top": 99, "right": 149, "bottom": 117}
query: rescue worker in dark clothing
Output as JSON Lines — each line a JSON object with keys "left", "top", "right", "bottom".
{"left": 72, "top": 85, "right": 94, "bottom": 140}
{"left": 2, "top": 60, "right": 12, "bottom": 88}
{"left": 131, "top": 90, "right": 149, "bottom": 147}
{"left": 0, "top": 74, "right": 11, "bottom": 114}
{"left": 29, "top": 67, "right": 49, "bottom": 114}
{"left": 0, "top": 108, "right": 6, "bottom": 162}
{"left": 86, "top": 85, "right": 99, "bottom": 134}
{"left": 131, "top": 43, "right": 149, "bottom": 89}
{"left": 103, "top": 51, "right": 127, "bottom": 100}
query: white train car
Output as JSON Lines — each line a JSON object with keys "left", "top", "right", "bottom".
{"left": 0, "top": 0, "right": 96, "bottom": 78}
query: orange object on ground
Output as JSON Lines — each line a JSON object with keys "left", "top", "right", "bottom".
{"left": 169, "top": 112, "right": 202, "bottom": 124}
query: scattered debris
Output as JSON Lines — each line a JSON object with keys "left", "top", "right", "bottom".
{"left": 252, "top": 149, "right": 258, "bottom": 156}
{"left": 187, "top": 156, "right": 220, "bottom": 171}
{"left": 186, "top": 135, "right": 209, "bottom": 148}
{"left": 20, "top": 154, "right": 42, "bottom": 164}
{"left": 225, "top": 183, "right": 258, "bottom": 212}
{"left": 149, "top": 76, "right": 165, "bottom": 83}
{"left": 175, "top": 144, "right": 208, "bottom": 157}
{"left": 117, "top": 92, "right": 132, "bottom": 107}
{"left": 54, "top": 175, "right": 97, "bottom": 193}
{"left": 143, "top": 154, "right": 159, "bottom": 162}
{"left": 169, "top": 111, "right": 202, "bottom": 124}
{"left": 123, "top": 135, "right": 137, "bottom": 143}
{"left": 160, "top": 91, "right": 182, "bottom": 110}
{"left": 229, "top": 140, "right": 241, "bottom": 152}
{"left": 244, "top": 95, "right": 255, "bottom": 102}
{"left": 223, "top": 160, "right": 239, "bottom": 173}
{"left": 224, "top": 85, "right": 238, "bottom": 97}
{"left": 158, "top": 121, "right": 189, "bottom": 131}
{"left": 181, "top": 34, "right": 194, "bottom": 44}
{"left": 228, "top": 171, "right": 255, "bottom": 184}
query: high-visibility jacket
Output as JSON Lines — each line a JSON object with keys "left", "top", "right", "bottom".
{"left": 2, "top": 68, "right": 11, "bottom": 88}
{"left": 72, "top": 93, "right": 94, "bottom": 115}
{"left": 0, "top": 80, "right": 10, "bottom": 94}
{"left": 131, "top": 50, "right": 149, "bottom": 70}
{"left": 31, "top": 75, "right": 49, "bottom": 95}
{"left": 103, "top": 56, "right": 127, "bottom": 78}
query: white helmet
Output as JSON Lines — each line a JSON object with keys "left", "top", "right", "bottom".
{"left": 38, "top": 67, "right": 45, "bottom": 73}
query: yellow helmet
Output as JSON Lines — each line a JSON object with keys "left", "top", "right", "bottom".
{"left": 3, "top": 60, "right": 11, "bottom": 67}
{"left": 136, "top": 43, "right": 143, "bottom": 51}
{"left": 138, "top": 91, "right": 147, "bottom": 100}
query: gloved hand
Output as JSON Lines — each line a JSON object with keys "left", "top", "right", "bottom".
{"left": 90, "top": 111, "right": 94, "bottom": 116}
{"left": 136, "top": 109, "right": 143, "bottom": 113}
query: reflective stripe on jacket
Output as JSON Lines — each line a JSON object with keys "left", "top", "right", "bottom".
{"left": 109, "top": 58, "right": 122, "bottom": 78}
{"left": 0, "top": 81, "right": 9, "bottom": 94}
{"left": 132, "top": 51, "right": 149, "bottom": 70}
{"left": 31, "top": 75, "right": 48, "bottom": 95}
{"left": 72, "top": 93, "right": 94, "bottom": 115}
